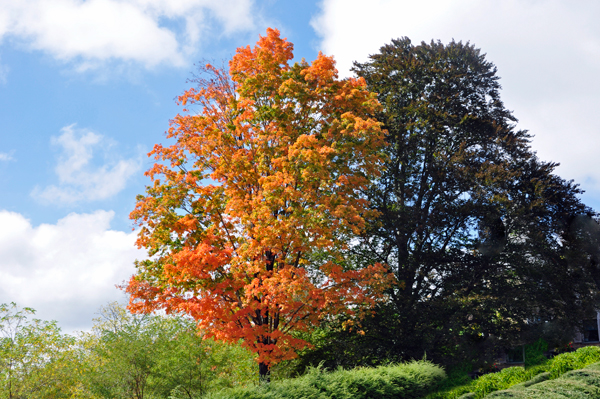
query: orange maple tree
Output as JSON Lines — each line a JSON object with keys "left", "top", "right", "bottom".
{"left": 126, "top": 28, "right": 391, "bottom": 378}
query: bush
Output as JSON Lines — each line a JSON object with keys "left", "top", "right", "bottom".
{"left": 549, "top": 345, "right": 600, "bottom": 377}
{"left": 428, "top": 347, "right": 600, "bottom": 398}
{"left": 486, "top": 368, "right": 600, "bottom": 398}
{"left": 472, "top": 361, "right": 600, "bottom": 398}
{"left": 530, "top": 379, "right": 600, "bottom": 399}
{"left": 205, "top": 360, "right": 445, "bottom": 399}
{"left": 471, "top": 367, "right": 530, "bottom": 397}
{"left": 583, "top": 361, "right": 600, "bottom": 372}
{"left": 524, "top": 338, "right": 548, "bottom": 367}
{"left": 509, "top": 372, "right": 551, "bottom": 390}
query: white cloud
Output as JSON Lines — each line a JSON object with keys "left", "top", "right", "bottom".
{"left": 0, "top": 209, "right": 144, "bottom": 332}
{"left": 312, "top": 0, "right": 600, "bottom": 204}
{"left": 0, "top": 0, "right": 256, "bottom": 69}
{"left": 32, "top": 124, "right": 141, "bottom": 204}
{"left": 0, "top": 152, "right": 13, "bottom": 161}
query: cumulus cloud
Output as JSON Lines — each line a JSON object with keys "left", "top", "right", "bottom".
{"left": 0, "top": 209, "right": 143, "bottom": 332}
{"left": 32, "top": 124, "right": 141, "bottom": 204}
{"left": 0, "top": 152, "right": 13, "bottom": 161}
{"left": 0, "top": 0, "right": 256, "bottom": 69}
{"left": 312, "top": 0, "right": 600, "bottom": 202}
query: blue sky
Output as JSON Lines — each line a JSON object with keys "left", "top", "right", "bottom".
{"left": 1, "top": 0, "right": 599, "bottom": 333}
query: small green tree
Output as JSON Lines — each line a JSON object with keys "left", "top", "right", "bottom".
{"left": 83, "top": 302, "right": 254, "bottom": 399}
{"left": 0, "top": 302, "right": 79, "bottom": 399}
{"left": 150, "top": 318, "right": 255, "bottom": 398}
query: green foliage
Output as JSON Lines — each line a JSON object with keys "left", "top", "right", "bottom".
{"left": 486, "top": 366, "right": 600, "bottom": 398}
{"left": 582, "top": 361, "right": 600, "bottom": 372}
{"left": 316, "top": 34, "right": 600, "bottom": 370}
{"left": 510, "top": 372, "right": 551, "bottom": 389}
{"left": 423, "top": 362, "right": 477, "bottom": 399}
{"left": 561, "top": 368, "right": 600, "bottom": 389}
{"left": 150, "top": 319, "right": 255, "bottom": 397}
{"left": 0, "top": 302, "right": 80, "bottom": 398}
{"left": 1, "top": 302, "right": 256, "bottom": 399}
{"left": 83, "top": 302, "right": 255, "bottom": 398}
{"left": 472, "top": 367, "right": 530, "bottom": 397}
{"left": 524, "top": 339, "right": 548, "bottom": 367}
{"left": 81, "top": 303, "right": 159, "bottom": 398}
{"left": 429, "top": 346, "right": 600, "bottom": 398}
{"left": 549, "top": 345, "right": 600, "bottom": 378}
{"left": 205, "top": 360, "right": 445, "bottom": 399}
{"left": 523, "top": 320, "right": 574, "bottom": 353}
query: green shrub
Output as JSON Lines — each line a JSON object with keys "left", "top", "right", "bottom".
{"left": 482, "top": 392, "right": 527, "bottom": 398}
{"left": 513, "top": 371, "right": 550, "bottom": 389}
{"left": 584, "top": 361, "right": 600, "bottom": 372}
{"left": 426, "top": 362, "right": 474, "bottom": 399}
{"left": 467, "top": 347, "right": 600, "bottom": 398}
{"left": 205, "top": 360, "right": 445, "bottom": 399}
{"left": 484, "top": 389, "right": 559, "bottom": 398}
{"left": 562, "top": 368, "right": 600, "bottom": 387}
{"left": 429, "top": 347, "right": 600, "bottom": 398}
{"left": 506, "top": 372, "right": 551, "bottom": 392}
{"left": 549, "top": 345, "right": 600, "bottom": 377}
{"left": 483, "top": 362, "right": 600, "bottom": 398}
{"left": 472, "top": 367, "right": 529, "bottom": 397}
{"left": 524, "top": 339, "right": 548, "bottom": 367}
{"left": 495, "top": 379, "right": 600, "bottom": 399}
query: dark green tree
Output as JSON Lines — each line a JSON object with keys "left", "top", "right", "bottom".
{"left": 300, "top": 38, "right": 600, "bottom": 368}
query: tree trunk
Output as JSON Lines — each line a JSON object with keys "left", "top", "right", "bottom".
{"left": 259, "top": 362, "right": 270, "bottom": 383}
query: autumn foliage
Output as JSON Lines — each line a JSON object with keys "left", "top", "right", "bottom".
{"left": 126, "top": 28, "right": 390, "bottom": 372}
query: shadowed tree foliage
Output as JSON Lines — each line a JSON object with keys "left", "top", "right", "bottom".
{"left": 297, "top": 37, "right": 600, "bottom": 369}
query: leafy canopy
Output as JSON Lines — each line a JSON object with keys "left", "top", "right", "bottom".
{"left": 0, "top": 303, "right": 78, "bottom": 399}
{"left": 298, "top": 37, "right": 598, "bottom": 368}
{"left": 126, "top": 28, "right": 392, "bottom": 370}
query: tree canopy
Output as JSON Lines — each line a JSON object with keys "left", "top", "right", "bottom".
{"left": 0, "top": 303, "right": 79, "bottom": 398}
{"left": 301, "top": 37, "right": 600, "bottom": 367}
{"left": 126, "top": 28, "right": 392, "bottom": 379}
